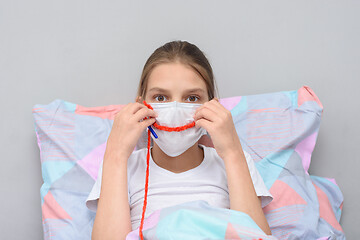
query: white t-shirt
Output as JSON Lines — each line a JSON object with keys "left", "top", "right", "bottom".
{"left": 86, "top": 144, "right": 273, "bottom": 230}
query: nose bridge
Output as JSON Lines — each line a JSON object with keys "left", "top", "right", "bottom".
{"left": 173, "top": 89, "right": 196, "bottom": 103}
{"left": 172, "top": 93, "right": 184, "bottom": 103}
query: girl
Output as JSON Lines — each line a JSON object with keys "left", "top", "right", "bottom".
{"left": 86, "top": 40, "right": 273, "bottom": 239}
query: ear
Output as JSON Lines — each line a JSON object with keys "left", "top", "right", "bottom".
{"left": 135, "top": 96, "right": 142, "bottom": 103}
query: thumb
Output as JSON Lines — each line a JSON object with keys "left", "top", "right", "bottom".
{"left": 140, "top": 117, "right": 156, "bottom": 129}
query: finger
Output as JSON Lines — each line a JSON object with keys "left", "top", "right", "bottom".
{"left": 127, "top": 102, "right": 147, "bottom": 114}
{"left": 198, "top": 100, "right": 228, "bottom": 120}
{"left": 194, "top": 100, "right": 219, "bottom": 116}
{"left": 194, "top": 100, "right": 220, "bottom": 118}
{"left": 195, "top": 118, "right": 212, "bottom": 131}
{"left": 206, "top": 99, "right": 225, "bottom": 113}
{"left": 209, "top": 100, "right": 230, "bottom": 119}
{"left": 211, "top": 98, "right": 222, "bottom": 106}
{"left": 212, "top": 98, "right": 228, "bottom": 111}
{"left": 194, "top": 106, "right": 220, "bottom": 123}
{"left": 140, "top": 117, "right": 156, "bottom": 129}
{"left": 132, "top": 107, "right": 157, "bottom": 122}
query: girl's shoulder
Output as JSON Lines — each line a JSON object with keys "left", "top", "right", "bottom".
{"left": 126, "top": 147, "right": 150, "bottom": 171}
{"left": 130, "top": 147, "right": 148, "bottom": 157}
{"left": 128, "top": 147, "right": 148, "bottom": 162}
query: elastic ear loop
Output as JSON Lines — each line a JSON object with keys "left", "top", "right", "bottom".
{"left": 138, "top": 101, "right": 195, "bottom": 240}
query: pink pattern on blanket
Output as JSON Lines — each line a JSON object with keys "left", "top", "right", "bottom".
{"left": 264, "top": 180, "right": 307, "bottom": 214}
{"left": 219, "top": 96, "right": 242, "bottom": 111}
{"left": 77, "top": 143, "right": 107, "bottom": 180}
{"left": 126, "top": 210, "right": 161, "bottom": 240}
{"left": 295, "top": 131, "right": 319, "bottom": 174}
{"left": 42, "top": 191, "right": 72, "bottom": 221}
{"left": 298, "top": 85, "right": 323, "bottom": 110}
{"left": 75, "top": 104, "right": 124, "bottom": 120}
{"left": 313, "top": 183, "right": 343, "bottom": 232}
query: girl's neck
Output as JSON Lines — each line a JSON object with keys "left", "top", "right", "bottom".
{"left": 151, "top": 142, "right": 204, "bottom": 173}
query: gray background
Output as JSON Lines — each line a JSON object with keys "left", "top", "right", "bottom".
{"left": 1, "top": 0, "right": 358, "bottom": 239}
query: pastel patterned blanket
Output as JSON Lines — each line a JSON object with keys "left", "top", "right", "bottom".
{"left": 126, "top": 200, "right": 279, "bottom": 240}
{"left": 32, "top": 85, "right": 345, "bottom": 239}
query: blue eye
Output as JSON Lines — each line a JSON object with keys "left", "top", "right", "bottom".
{"left": 186, "top": 95, "right": 199, "bottom": 102}
{"left": 155, "top": 95, "right": 167, "bottom": 102}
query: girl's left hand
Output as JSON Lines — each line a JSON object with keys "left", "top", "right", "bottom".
{"left": 194, "top": 98, "right": 243, "bottom": 160}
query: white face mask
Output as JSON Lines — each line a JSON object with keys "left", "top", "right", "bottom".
{"left": 149, "top": 101, "right": 207, "bottom": 157}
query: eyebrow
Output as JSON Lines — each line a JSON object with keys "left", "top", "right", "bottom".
{"left": 148, "top": 87, "right": 206, "bottom": 94}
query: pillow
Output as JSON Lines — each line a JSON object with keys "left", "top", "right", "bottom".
{"left": 32, "top": 85, "right": 345, "bottom": 239}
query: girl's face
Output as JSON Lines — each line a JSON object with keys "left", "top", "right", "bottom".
{"left": 144, "top": 62, "right": 209, "bottom": 104}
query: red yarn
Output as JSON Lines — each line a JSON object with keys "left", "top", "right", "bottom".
{"left": 139, "top": 129, "right": 151, "bottom": 240}
{"left": 142, "top": 101, "right": 196, "bottom": 132}
{"left": 138, "top": 100, "right": 195, "bottom": 239}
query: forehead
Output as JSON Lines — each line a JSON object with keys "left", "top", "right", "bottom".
{"left": 147, "top": 62, "right": 207, "bottom": 91}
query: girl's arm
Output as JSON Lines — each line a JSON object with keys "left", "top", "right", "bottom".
{"left": 223, "top": 147, "right": 272, "bottom": 235}
{"left": 91, "top": 101, "right": 157, "bottom": 240}
{"left": 91, "top": 151, "right": 131, "bottom": 240}
{"left": 194, "top": 98, "right": 272, "bottom": 235}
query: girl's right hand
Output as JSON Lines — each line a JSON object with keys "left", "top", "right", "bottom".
{"left": 104, "top": 97, "right": 157, "bottom": 161}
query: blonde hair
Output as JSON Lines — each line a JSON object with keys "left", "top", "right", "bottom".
{"left": 137, "top": 40, "right": 218, "bottom": 100}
